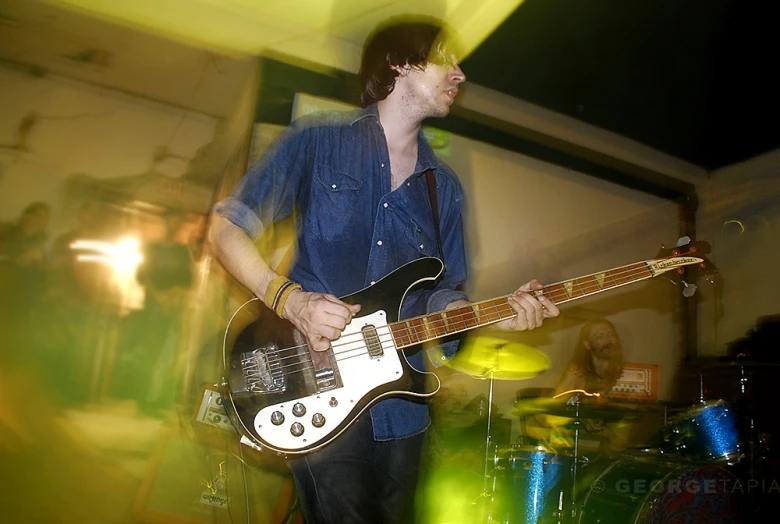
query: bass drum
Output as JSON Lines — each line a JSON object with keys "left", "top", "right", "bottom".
{"left": 578, "top": 454, "right": 741, "bottom": 523}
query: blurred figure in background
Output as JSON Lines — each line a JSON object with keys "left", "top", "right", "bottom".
{"left": 0, "top": 201, "right": 52, "bottom": 327}
{"left": 526, "top": 319, "right": 629, "bottom": 457}
{"left": 0, "top": 201, "right": 51, "bottom": 267}
{"left": 111, "top": 213, "right": 194, "bottom": 415}
{"left": 40, "top": 201, "right": 107, "bottom": 402}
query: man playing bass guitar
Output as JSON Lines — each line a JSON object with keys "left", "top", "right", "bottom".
{"left": 208, "top": 16, "right": 559, "bottom": 524}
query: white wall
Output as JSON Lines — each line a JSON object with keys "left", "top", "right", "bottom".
{"left": 696, "top": 149, "right": 780, "bottom": 355}
{"left": 0, "top": 66, "right": 217, "bottom": 235}
{"left": 441, "top": 132, "right": 682, "bottom": 412}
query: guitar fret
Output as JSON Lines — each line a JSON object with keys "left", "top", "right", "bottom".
{"left": 574, "top": 278, "right": 587, "bottom": 298}
{"left": 472, "top": 303, "right": 484, "bottom": 324}
{"left": 404, "top": 320, "right": 420, "bottom": 344}
{"left": 389, "top": 256, "right": 675, "bottom": 349}
{"left": 460, "top": 306, "right": 478, "bottom": 330}
{"left": 422, "top": 316, "right": 436, "bottom": 339}
{"left": 441, "top": 311, "right": 451, "bottom": 332}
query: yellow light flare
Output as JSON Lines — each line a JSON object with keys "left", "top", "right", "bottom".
{"left": 553, "top": 389, "right": 601, "bottom": 399}
{"left": 42, "top": 0, "right": 524, "bottom": 67}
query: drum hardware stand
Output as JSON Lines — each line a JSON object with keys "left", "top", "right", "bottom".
{"left": 480, "top": 370, "right": 496, "bottom": 522}
{"left": 568, "top": 395, "right": 582, "bottom": 523}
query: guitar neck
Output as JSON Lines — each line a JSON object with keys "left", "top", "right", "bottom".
{"left": 389, "top": 260, "right": 654, "bottom": 349}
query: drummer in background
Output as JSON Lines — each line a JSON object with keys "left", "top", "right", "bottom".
{"left": 555, "top": 319, "right": 624, "bottom": 398}
{"left": 528, "top": 319, "right": 631, "bottom": 457}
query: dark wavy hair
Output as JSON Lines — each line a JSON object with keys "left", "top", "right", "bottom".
{"left": 358, "top": 16, "right": 461, "bottom": 107}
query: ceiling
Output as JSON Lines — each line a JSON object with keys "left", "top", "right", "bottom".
{"left": 462, "top": 0, "right": 779, "bottom": 170}
{"left": 4, "top": 0, "right": 777, "bottom": 172}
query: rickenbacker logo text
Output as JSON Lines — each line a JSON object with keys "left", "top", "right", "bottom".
{"left": 649, "top": 257, "right": 702, "bottom": 272}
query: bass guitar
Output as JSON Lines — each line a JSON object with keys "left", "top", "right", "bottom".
{"left": 221, "top": 238, "right": 715, "bottom": 455}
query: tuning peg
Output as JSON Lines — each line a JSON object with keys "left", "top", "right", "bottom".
{"left": 676, "top": 236, "right": 691, "bottom": 247}
{"left": 683, "top": 282, "right": 697, "bottom": 297}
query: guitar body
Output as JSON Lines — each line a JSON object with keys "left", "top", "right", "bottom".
{"left": 222, "top": 257, "right": 445, "bottom": 455}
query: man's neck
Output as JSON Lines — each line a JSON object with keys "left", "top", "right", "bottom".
{"left": 376, "top": 98, "right": 421, "bottom": 155}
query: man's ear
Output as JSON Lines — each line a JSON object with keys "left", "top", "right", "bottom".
{"left": 390, "top": 63, "right": 412, "bottom": 77}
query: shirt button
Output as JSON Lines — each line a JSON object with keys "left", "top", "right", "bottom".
{"left": 380, "top": 162, "right": 385, "bottom": 168}
{"left": 377, "top": 240, "right": 383, "bottom": 246}
{"left": 383, "top": 203, "right": 388, "bottom": 208}
{"left": 370, "top": 280, "right": 376, "bottom": 285}
{"left": 331, "top": 184, "right": 337, "bottom": 189}
{"left": 419, "top": 244, "right": 424, "bottom": 249}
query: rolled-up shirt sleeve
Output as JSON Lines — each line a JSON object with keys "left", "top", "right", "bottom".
{"left": 213, "top": 118, "right": 313, "bottom": 240}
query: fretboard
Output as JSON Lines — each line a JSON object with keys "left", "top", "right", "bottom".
{"left": 389, "top": 260, "right": 653, "bottom": 349}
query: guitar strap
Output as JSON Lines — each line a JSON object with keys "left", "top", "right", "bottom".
{"left": 425, "top": 168, "right": 445, "bottom": 270}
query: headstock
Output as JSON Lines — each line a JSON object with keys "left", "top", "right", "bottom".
{"left": 649, "top": 236, "right": 718, "bottom": 296}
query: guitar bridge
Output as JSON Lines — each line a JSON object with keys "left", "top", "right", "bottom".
{"left": 241, "top": 346, "right": 285, "bottom": 393}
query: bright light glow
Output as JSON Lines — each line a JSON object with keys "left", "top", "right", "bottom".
{"left": 71, "top": 237, "right": 144, "bottom": 309}
{"left": 72, "top": 237, "right": 143, "bottom": 270}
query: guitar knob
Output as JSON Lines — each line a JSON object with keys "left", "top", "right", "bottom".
{"left": 270, "top": 411, "right": 285, "bottom": 425}
{"left": 292, "top": 403, "right": 306, "bottom": 417}
{"left": 329, "top": 397, "right": 338, "bottom": 408}
{"left": 290, "top": 422, "right": 304, "bottom": 437}
{"left": 312, "top": 413, "right": 325, "bottom": 428}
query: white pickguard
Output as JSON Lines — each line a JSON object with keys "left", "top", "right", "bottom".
{"left": 253, "top": 310, "right": 404, "bottom": 452}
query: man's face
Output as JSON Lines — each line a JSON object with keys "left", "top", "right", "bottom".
{"left": 397, "top": 58, "right": 466, "bottom": 119}
{"left": 585, "top": 322, "right": 620, "bottom": 359}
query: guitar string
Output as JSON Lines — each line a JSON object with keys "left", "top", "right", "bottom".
{"left": 243, "top": 260, "right": 662, "bottom": 377}
{"left": 244, "top": 276, "right": 660, "bottom": 375}
{"left": 271, "top": 259, "right": 654, "bottom": 361}
{"left": 241, "top": 262, "right": 660, "bottom": 378}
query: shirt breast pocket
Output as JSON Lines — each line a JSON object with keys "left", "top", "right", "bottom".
{"left": 306, "top": 164, "right": 363, "bottom": 242}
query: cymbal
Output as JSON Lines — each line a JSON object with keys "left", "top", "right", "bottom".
{"left": 446, "top": 336, "right": 550, "bottom": 380}
{"left": 512, "top": 397, "right": 648, "bottom": 422}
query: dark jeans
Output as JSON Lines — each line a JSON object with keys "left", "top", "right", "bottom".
{"left": 287, "top": 415, "right": 426, "bottom": 524}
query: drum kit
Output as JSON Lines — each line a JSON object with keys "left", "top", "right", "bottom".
{"left": 444, "top": 339, "right": 779, "bottom": 523}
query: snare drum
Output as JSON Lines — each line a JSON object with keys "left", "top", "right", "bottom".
{"left": 578, "top": 454, "right": 741, "bottom": 523}
{"left": 490, "top": 445, "right": 571, "bottom": 524}
{"left": 658, "top": 400, "right": 741, "bottom": 462}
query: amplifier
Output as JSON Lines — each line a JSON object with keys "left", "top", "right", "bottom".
{"left": 605, "top": 363, "right": 658, "bottom": 402}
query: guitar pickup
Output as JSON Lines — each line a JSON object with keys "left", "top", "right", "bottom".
{"left": 241, "top": 346, "right": 285, "bottom": 393}
{"left": 362, "top": 324, "right": 384, "bottom": 359}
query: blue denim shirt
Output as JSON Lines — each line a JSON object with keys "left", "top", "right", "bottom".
{"left": 214, "top": 104, "right": 469, "bottom": 440}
